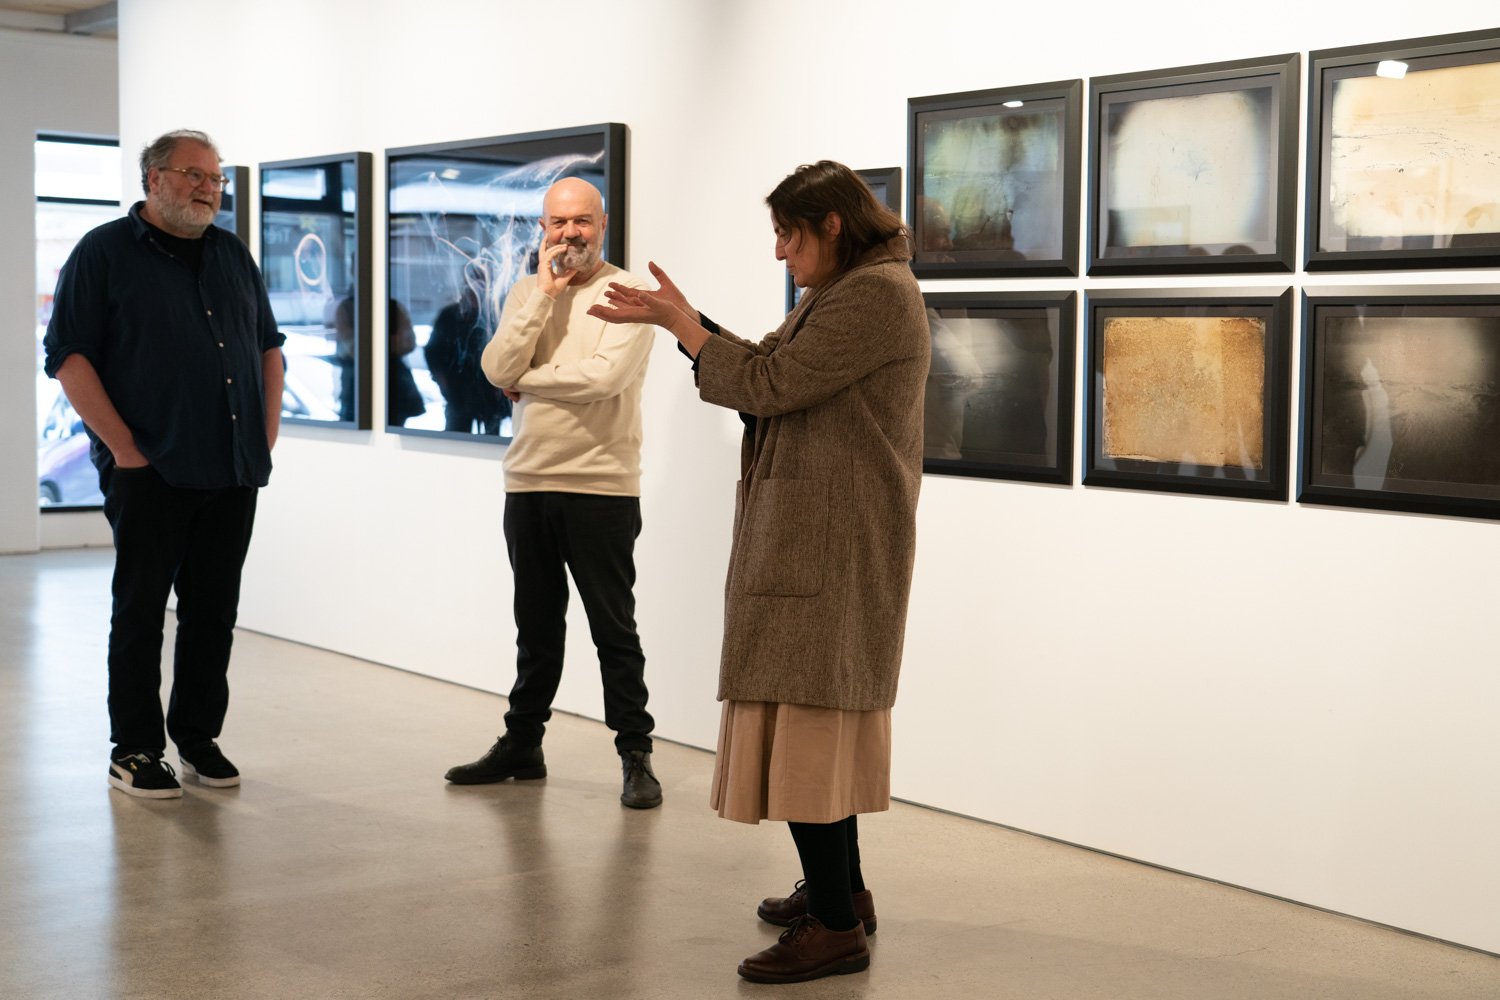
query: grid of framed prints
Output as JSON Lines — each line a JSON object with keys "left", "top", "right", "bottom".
{"left": 258, "top": 152, "right": 374, "bottom": 429}
{"left": 385, "top": 123, "right": 625, "bottom": 441}
{"left": 904, "top": 26, "right": 1499, "bottom": 524}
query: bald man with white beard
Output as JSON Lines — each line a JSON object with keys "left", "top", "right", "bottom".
{"left": 446, "top": 178, "right": 662, "bottom": 809}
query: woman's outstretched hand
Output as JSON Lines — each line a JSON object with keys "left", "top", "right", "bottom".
{"left": 587, "top": 261, "right": 695, "bottom": 328}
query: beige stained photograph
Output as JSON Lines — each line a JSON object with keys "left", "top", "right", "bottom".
{"left": 1102, "top": 315, "right": 1266, "bottom": 468}
{"left": 1329, "top": 61, "right": 1500, "bottom": 241}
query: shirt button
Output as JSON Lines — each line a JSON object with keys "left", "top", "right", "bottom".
{"left": 231, "top": 414, "right": 238, "bottom": 421}
{"left": 226, "top": 377, "right": 233, "bottom": 384}
{"left": 218, "top": 342, "right": 225, "bottom": 348}
{"left": 207, "top": 309, "right": 214, "bottom": 317}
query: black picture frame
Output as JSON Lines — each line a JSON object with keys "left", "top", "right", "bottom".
{"left": 258, "top": 152, "right": 374, "bottom": 429}
{"left": 1298, "top": 287, "right": 1500, "bottom": 519}
{"left": 213, "top": 164, "right": 250, "bottom": 238}
{"left": 1083, "top": 287, "right": 1292, "bottom": 500}
{"left": 786, "top": 166, "right": 902, "bottom": 312}
{"left": 386, "top": 123, "right": 626, "bottom": 441}
{"left": 1306, "top": 28, "right": 1500, "bottom": 271}
{"left": 922, "top": 290, "right": 1076, "bottom": 485}
{"left": 908, "top": 79, "right": 1082, "bottom": 278}
{"left": 1088, "top": 53, "right": 1299, "bottom": 275}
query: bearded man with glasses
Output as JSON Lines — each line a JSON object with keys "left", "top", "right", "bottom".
{"left": 44, "top": 129, "right": 285, "bottom": 799}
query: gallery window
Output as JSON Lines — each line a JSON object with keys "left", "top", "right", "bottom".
{"left": 35, "top": 134, "right": 120, "bottom": 509}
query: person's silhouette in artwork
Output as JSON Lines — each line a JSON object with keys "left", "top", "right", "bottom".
{"left": 388, "top": 298, "right": 426, "bottom": 427}
{"left": 425, "top": 279, "right": 509, "bottom": 434}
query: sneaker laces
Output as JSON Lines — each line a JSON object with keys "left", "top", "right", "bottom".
{"left": 119, "top": 752, "right": 176, "bottom": 777}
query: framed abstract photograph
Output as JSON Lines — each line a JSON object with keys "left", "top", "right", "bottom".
{"left": 1083, "top": 288, "right": 1292, "bottom": 500}
{"left": 1088, "top": 53, "right": 1299, "bottom": 275}
{"left": 786, "top": 166, "right": 901, "bottom": 312}
{"left": 213, "top": 165, "right": 249, "bottom": 239}
{"left": 1307, "top": 29, "right": 1500, "bottom": 270}
{"left": 258, "top": 152, "right": 373, "bottom": 428}
{"left": 908, "top": 79, "right": 1082, "bottom": 278}
{"left": 386, "top": 123, "right": 625, "bottom": 440}
{"left": 922, "top": 290, "right": 1076, "bottom": 484}
{"left": 1298, "top": 288, "right": 1500, "bottom": 519}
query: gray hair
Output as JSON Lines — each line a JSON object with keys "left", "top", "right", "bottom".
{"left": 138, "top": 129, "right": 220, "bottom": 194}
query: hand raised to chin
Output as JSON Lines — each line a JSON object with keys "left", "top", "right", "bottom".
{"left": 537, "top": 242, "right": 577, "bottom": 299}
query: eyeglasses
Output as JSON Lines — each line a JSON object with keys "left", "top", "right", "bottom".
{"left": 159, "top": 166, "right": 231, "bottom": 191}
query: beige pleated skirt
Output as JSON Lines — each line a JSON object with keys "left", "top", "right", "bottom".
{"left": 709, "top": 700, "right": 893, "bottom": 825}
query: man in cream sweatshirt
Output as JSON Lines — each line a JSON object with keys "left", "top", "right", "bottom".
{"left": 446, "top": 177, "right": 661, "bottom": 809}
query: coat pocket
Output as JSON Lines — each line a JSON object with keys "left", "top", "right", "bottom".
{"left": 737, "top": 478, "right": 829, "bottom": 597}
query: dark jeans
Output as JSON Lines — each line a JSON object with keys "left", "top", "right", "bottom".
{"left": 102, "top": 465, "right": 258, "bottom": 756}
{"left": 503, "top": 491, "right": 653, "bottom": 753}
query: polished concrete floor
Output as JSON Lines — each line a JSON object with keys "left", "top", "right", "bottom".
{"left": 2, "top": 549, "right": 1497, "bottom": 1000}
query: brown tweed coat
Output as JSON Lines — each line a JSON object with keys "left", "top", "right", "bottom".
{"left": 694, "top": 235, "right": 929, "bottom": 711}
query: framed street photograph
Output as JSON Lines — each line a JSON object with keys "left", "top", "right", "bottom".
{"left": 1084, "top": 288, "right": 1293, "bottom": 500}
{"left": 1299, "top": 288, "right": 1500, "bottom": 519}
{"left": 922, "top": 290, "right": 1076, "bottom": 485}
{"left": 908, "top": 79, "right": 1082, "bottom": 278}
{"left": 258, "top": 152, "right": 373, "bottom": 428}
{"left": 1088, "top": 53, "right": 1299, "bottom": 275}
{"left": 1307, "top": 29, "right": 1500, "bottom": 271}
{"left": 386, "top": 123, "right": 626, "bottom": 440}
{"left": 786, "top": 166, "right": 901, "bottom": 312}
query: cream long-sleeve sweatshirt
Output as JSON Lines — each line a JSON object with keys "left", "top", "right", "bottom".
{"left": 480, "top": 261, "right": 652, "bottom": 496}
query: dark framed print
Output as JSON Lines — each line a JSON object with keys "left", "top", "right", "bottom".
{"left": 386, "top": 123, "right": 625, "bottom": 440}
{"left": 259, "top": 152, "right": 374, "bottom": 428}
{"left": 908, "top": 79, "right": 1082, "bottom": 277}
{"left": 1088, "top": 53, "right": 1299, "bottom": 275}
{"left": 1083, "top": 288, "right": 1292, "bottom": 500}
{"left": 1307, "top": 29, "right": 1500, "bottom": 270}
{"left": 1298, "top": 287, "right": 1500, "bottom": 519}
{"left": 213, "top": 165, "right": 249, "bottom": 238}
{"left": 786, "top": 166, "right": 901, "bottom": 312}
{"left": 923, "top": 290, "right": 1076, "bottom": 484}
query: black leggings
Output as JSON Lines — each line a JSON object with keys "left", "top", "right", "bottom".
{"left": 787, "top": 815, "right": 865, "bottom": 931}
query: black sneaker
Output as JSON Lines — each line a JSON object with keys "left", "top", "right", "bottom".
{"left": 620, "top": 750, "right": 662, "bottom": 809}
{"left": 108, "top": 751, "right": 183, "bottom": 799}
{"left": 444, "top": 735, "right": 546, "bottom": 784}
{"left": 179, "top": 741, "right": 240, "bottom": 787}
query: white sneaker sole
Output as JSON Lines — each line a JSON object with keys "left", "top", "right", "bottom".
{"left": 108, "top": 773, "right": 183, "bottom": 799}
{"left": 180, "top": 760, "right": 240, "bottom": 787}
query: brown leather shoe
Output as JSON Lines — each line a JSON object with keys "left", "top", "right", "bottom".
{"left": 756, "top": 880, "right": 877, "bottom": 934}
{"left": 737, "top": 915, "right": 870, "bottom": 984}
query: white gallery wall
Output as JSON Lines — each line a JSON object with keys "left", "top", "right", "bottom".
{"left": 110, "top": 0, "right": 1499, "bottom": 953}
{"left": 0, "top": 29, "right": 116, "bottom": 554}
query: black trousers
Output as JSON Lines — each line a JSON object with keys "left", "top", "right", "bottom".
{"left": 102, "top": 466, "right": 258, "bottom": 756}
{"left": 503, "top": 491, "right": 653, "bottom": 753}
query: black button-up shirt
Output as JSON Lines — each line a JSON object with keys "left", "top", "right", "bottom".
{"left": 44, "top": 202, "right": 285, "bottom": 490}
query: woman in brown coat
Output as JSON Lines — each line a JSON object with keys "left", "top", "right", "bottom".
{"left": 591, "top": 161, "right": 929, "bottom": 984}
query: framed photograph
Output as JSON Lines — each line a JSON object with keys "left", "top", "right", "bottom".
{"left": 1298, "top": 287, "right": 1500, "bottom": 519}
{"left": 386, "top": 123, "right": 625, "bottom": 440}
{"left": 908, "top": 79, "right": 1082, "bottom": 278}
{"left": 259, "top": 152, "right": 374, "bottom": 428}
{"left": 1307, "top": 29, "right": 1500, "bottom": 270}
{"left": 922, "top": 290, "right": 1076, "bottom": 484}
{"left": 1083, "top": 288, "right": 1292, "bottom": 500}
{"left": 213, "top": 164, "right": 249, "bottom": 238}
{"left": 786, "top": 166, "right": 901, "bottom": 312}
{"left": 1088, "top": 53, "right": 1299, "bottom": 275}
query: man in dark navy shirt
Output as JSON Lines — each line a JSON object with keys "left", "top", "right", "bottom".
{"left": 44, "top": 129, "right": 285, "bottom": 800}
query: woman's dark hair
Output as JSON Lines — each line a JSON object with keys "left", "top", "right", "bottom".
{"left": 766, "top": 160, "right": 908, "bottom": 274}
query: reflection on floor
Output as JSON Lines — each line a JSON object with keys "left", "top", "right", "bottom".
{"left": 2, "top": 549, "right": 1496, "bottom": 999}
